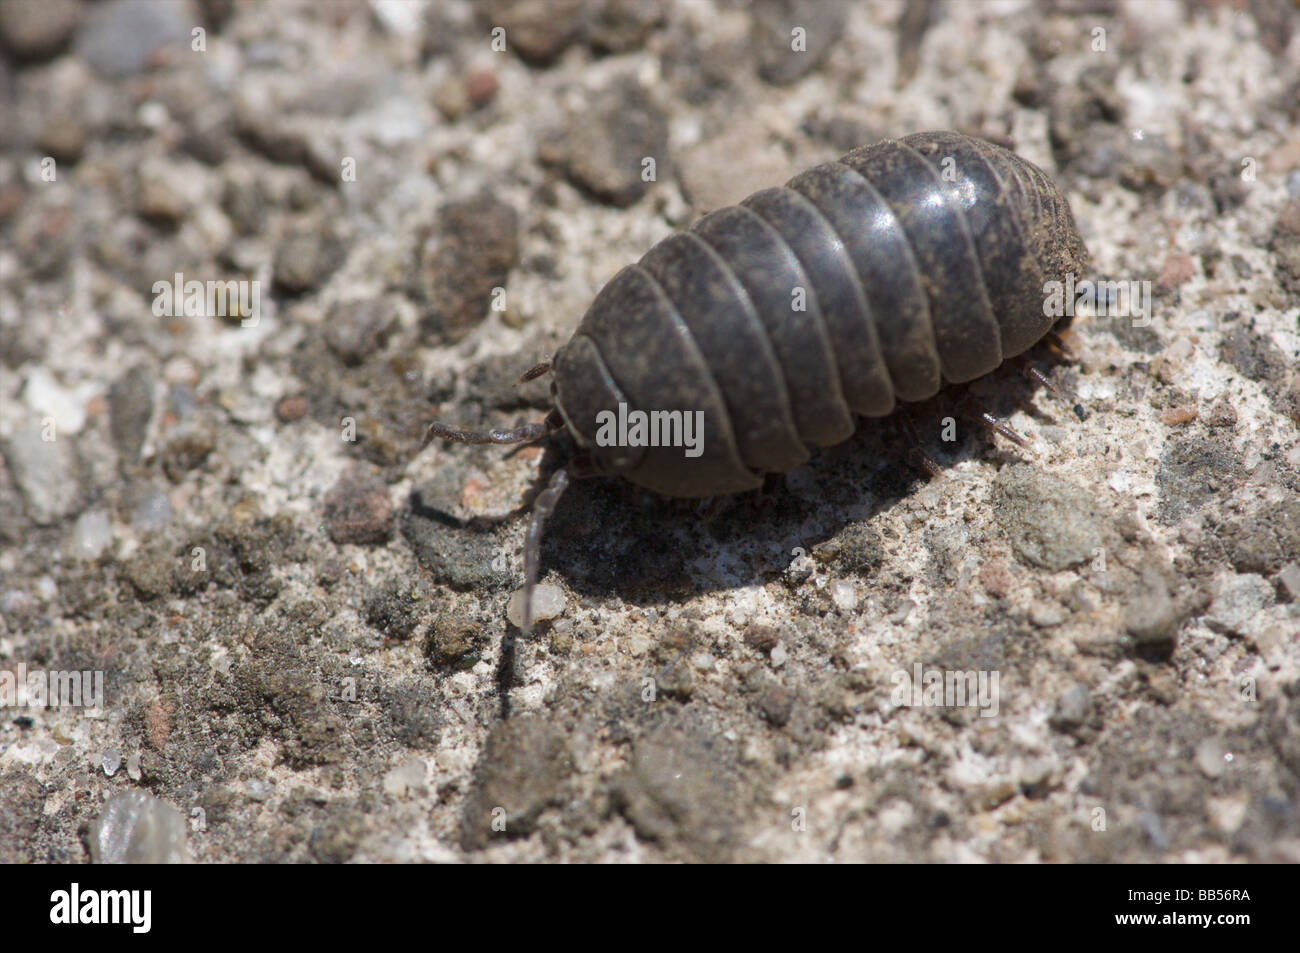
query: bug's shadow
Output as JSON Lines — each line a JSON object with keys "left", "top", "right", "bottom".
{"left": 534, "top": 384, "right": 1039, "bottom": 613}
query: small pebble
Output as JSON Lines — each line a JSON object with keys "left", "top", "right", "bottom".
{"left": 433, "top": 77, "right": 471, "bottom": 120}
{"left": 90, "top": 790, "right": 191, "bottom": 864}
{"left": 275, "top": 394, "right": 309, "bottom": 423}
{"left": 1276, "top": 563, "right": 1300, "bottom": 602}
{"left": 324, "top": 299, "right": 396, "bottom": 366}
{"left": 1124, "top": 568, "right": 1179, "bottom": 644}
{"left": 465, "top": 70, "right": 499, "bottom": 108}
{"left": 586, "top": 0, "right": 662, "bottom": 52}
{"left": 691, "top": 651, "right": 715, "bottom": 672}
{"left": 483, "top": 0, "right": 584, "bottom": 65}
{"left": 1138, "top": 810, "right": 1169, "bottom": 850}
{"left": 274, "top": 227, "right": 344, "bottom": 295}
{"left": 135, "top": 157, "right": 199, "bottom": 224}
{"left": 890, "top": 599, "right": 916, "bottom": 624}
{"left": 753, "top": 0, "right": 845, "bottom": 86}
{"left": 2, "top": 424, "right": 84, "bottom": 525}
{"left": 131, "top": 491, "right": 172, "bottom": 532}
{"left": 743, "top": 623, "right": 779, "bottom": 654}
{"left": 1049, "top": 683, "right": 1090, "bottom": 732}
{"left": 757, "top": 682, "right": 793, "bottom": 726}
{"left": 76, "top": 0, "right": 192, "bottom": 77}
{"left": 0, "top": 590, "right": 38, "bottom": 627}
{"left": 0, "top": 0, "right": 81, "bottom": 60}
{"left": 73, "top": 510, "right": 112, "bottom": 559}
{"left": 1160, "top": 404, "right": 1198, "bottom": 426}
{"left": 1029, "top": 600, "right": 1069, "bottom": 628}
{"left": 108, "top": 365, "right": 155, "bottom": 462}
{"left": 418, "top": 195, "right": 519, "bottom": 341}
{"left": 541, "top": 77, "right": 667, "bottom": 208}
{"left": 1206, "top": 573, "right": 1274, "bottom": 637}
{"left": 831, "top": 580, "right": 858, "bottom": 611}
{"left": 23, "top": 365, "right": 92, "bottom": 434}
{"left": 1207, "top": 795, "right": 1249, "bottom": 834}
{"left": 324, "top": 467, "right": 393, "bottom": 546}
{"left": 506, "top": 583, "right": 566, "bottom": 628}
{"left": 101, "top": 749, "right": 122, "bottom": 777}
{"left": 382, "top": 757, "right": 426, "bottom": 797}
{"left": 786, "top": 553, "right": 815, "bottom": 584}
{"left": 370, "top": 0, "right": 424, "bottom": 35}
{"left": 993, "top": 465, "right": 1103, "bottom": 571}
{"left": 1118, "top": 131, "right": 1181, "bottom": 192}
{"left": 245, "top": 779, "right": 272, "bottom": 801}
{"left": 1195, "top": 739, "right": 1228, "bottom": 779}
{"left": 679, "top": 123, "right": 790, "bottom": 211}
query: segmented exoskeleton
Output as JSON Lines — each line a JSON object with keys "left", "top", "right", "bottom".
{"left": 424, "top": 131, "right": 1089, "bottom": 633}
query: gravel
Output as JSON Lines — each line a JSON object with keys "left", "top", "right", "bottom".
{"left": 2, "top": 0, "right": 1299, "bottom": 866}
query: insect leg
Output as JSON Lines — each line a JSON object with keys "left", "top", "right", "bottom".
{"left": 899, "top": 413, "right": 944, "bottom": 479}
{"left": 955, "top": 394, "right": 1035, "bottom": 454}
{"left": 423, "top": 408, "right": 564, "bottom": 447}
{"left": 1045, "top": 329, "right": 1078, "bottom": 362}
{"left": 975, "top": 410, "right": 1033, "bottom": 452}
{"left": 522, "top": 466, "right": 571, "bottom": 634}
{"left": 519, "top": 360, "right": 553, "bottom": 382}
{"left": 1014, "top": 355, "right": 1064, "bottom": 400}
{"left": 1021, "top": 344, "right": 1089, "bottom": 421}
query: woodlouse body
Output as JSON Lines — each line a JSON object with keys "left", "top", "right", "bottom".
{"left": 548, "top": 130, "right": 1088, "bottom": 497}
{"left": 425, "top": 131, "right": 1090, "bottom": 635}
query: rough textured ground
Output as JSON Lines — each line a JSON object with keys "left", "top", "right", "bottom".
{"left": 1, "top": 0, "right": 1299, "bottom": 863}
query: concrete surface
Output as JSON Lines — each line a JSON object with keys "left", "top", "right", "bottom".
{"left": 0, "top": 0, "right": 1298, "bottom": 863}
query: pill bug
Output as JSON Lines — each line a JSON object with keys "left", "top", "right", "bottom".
{"left": 423, "top": 130, "right": 1089, "bottom": 633}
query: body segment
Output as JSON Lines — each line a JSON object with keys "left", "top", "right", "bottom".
{"left": 551, "top": 131, "right": 1089, "bottom": 497}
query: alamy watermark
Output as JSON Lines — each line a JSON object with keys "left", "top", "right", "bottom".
{"left": 595, "top": 402, "right": 705, "bottom": 458}
{"left": 1044, "top": 273, "right": 1152, "bottom": 327}
{"left": 891, "top": 663, "right": 1000, "bottom": 718}
{"left": 0, "top": 664, "right": 104, "bottom": 708}
{"left": 50, "top": 883, "right": 150, "bottom": 933}
{"left": 152, "top": 272, "right": 260, "bottom": 326}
